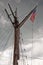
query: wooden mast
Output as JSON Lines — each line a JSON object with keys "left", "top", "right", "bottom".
{"left": 13, "top": 8, "right": 20, "bottom": 65}
{"left": 5, "top": 3, "right": 37, "bottom": 65}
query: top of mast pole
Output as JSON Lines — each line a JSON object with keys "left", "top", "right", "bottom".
{"left": 15, "top": 8, "right": 17, "bottom": 18}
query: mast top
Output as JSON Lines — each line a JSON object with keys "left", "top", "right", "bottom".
{"left": 15, "top": 8, "right": 17, "bottom": 18}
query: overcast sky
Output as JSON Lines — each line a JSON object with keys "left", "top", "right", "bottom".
{"left": 0, "top": 0, "right": 43, "bottom": 65}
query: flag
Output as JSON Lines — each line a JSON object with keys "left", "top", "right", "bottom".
{"left": 30, "top": 6, "right": 37, "bottom": 22}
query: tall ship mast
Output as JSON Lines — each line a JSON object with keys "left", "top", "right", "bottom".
{"left": 5, "top": 3, "right": 37, "bottom": 65}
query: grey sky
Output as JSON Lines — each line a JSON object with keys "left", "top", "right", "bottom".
{"left": 0, "top": 0, "right": 43, "bottom": 60}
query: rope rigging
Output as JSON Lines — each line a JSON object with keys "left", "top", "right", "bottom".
{"left": 0, "top": 28, "right": 13, "bottom": 50}
{"left": 0, "top": 28, "right": 11, "bottom": 43}
{"left": 19, "top": 17, "right": 43, "bottom": 65}
{"left": 3, "top": 29, "right": 13, "bottom": 50}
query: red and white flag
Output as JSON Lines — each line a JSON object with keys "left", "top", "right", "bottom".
{"left": 30, "top": 6, "right": 37, "bottom": 22}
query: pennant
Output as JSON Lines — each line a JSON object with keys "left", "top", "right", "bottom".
{"left": 30, "top": 6, "right": 37, "bottom": 22}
